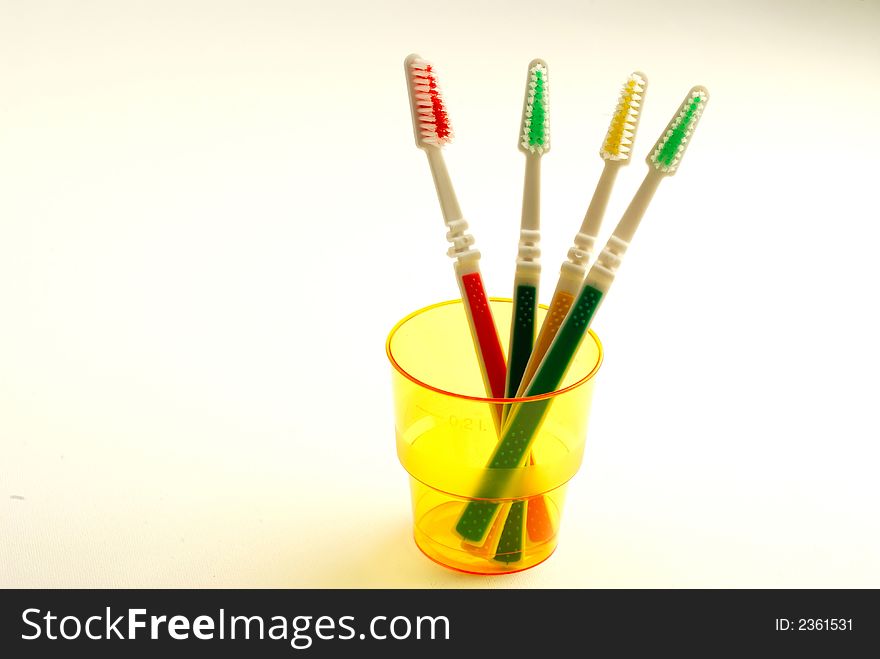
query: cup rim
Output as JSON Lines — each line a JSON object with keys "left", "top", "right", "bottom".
{"left": 386, "top": 297, "right": 603, "bottom": 403}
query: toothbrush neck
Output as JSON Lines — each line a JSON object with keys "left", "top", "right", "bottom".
{"left": 614, "top": 168, "right": 663, "bottom": 243}
{"left": 520, "top": 153, "right": 541, "bottom": 232}
{"left": 581, "top": 161, "right": 621, "bottom": 237}
{"left": 586, "top": 168, "right": 664, "bottom": 293}
{"left": 424, "top": 146, "right": 463, "bottom": 223}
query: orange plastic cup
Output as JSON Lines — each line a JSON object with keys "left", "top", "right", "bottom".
{"left": 387, "top": 299, "right": 602, "bottom": 574}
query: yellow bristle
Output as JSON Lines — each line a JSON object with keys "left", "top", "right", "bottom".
{"left": 600, "top": 73, "right": 646, "bottom": 161}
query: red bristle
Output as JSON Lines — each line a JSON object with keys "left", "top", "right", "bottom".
{"left": 424, "top": 65, "right": 451, "bottom": 140}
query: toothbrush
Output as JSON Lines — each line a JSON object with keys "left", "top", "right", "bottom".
{"left": 404, "top": 54, "right": 508, "bottom": 426}
{"left": 456, "top": 86, "right": 710, "bottom": 544}
{"left": 516, "top": 72, "right": 647, "bottom": 398}
{"left": 505, "top": 59, "right": 550, "bottom": 403}
{"left": 498, "top": 60, "right": 550, "bottom": 560}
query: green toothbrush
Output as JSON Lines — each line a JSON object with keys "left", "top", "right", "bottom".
{"left": 505, "top": 59, "right": 550, "bottom": 405}
{"left": 493, "top": 59, "right": 549, "bottom": 564}
{"left": 456, "top": 86, "right": 710, "bottom": 545}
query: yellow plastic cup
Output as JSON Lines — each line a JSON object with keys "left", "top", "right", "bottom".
{"left": 386, "top": 298, "right": 602, "bottom": 574}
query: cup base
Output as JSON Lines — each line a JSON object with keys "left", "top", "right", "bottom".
{"left": 412, "top": 499, "right": 560, "bottom": 575}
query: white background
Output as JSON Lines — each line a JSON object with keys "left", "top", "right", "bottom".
{"left": 2, "top": 0, "right": 879, "bottom": 587}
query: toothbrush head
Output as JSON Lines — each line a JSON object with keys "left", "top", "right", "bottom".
{"left": 520, "top": 59, "right": 550, "bottom": 155}
{"left": 648, "top": 86, "right": 709, "bottom": 175}
{"left": 405, "top": 54, "right": 453, "bottom": 149}
{"left": 600, "top": 72, "right": 647, "bottom": 162}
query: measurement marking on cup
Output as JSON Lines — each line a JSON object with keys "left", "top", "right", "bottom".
{"left": 448, "top": 415, "right": 489, "bottom": 432}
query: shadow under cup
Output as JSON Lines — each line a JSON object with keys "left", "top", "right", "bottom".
{"left": 386, "top": 299, "right": 602, "bottom": 575}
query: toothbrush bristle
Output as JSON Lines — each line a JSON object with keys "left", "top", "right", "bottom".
{"left": 408, "top": 57, "right": 453, "bottom": 147}
{"left": 601, "top": 72, "right": 647, "bottom": 161}
{"left": 521, "top": 60, "right": 549, "bottom": 154}
{"left": 648, "top": 86, "right": 708, "bottom": 174}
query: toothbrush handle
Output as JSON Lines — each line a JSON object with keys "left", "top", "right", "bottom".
{"left": 506, "top": 282, "right": 537, "bottom": 399}
{"left": 506, "top": 155, "right": 542, "bottom": 397}
{"left": 493, "top": 500, "right": 526, "bottom": 564}
{"left": 425, "top": 143, "right": 507, "bottom": 407}
{"left": 457, "top": 269, "right": 507, "bottom": 403}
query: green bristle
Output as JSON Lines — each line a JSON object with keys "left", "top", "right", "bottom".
{"left": 528, "top": 69, "right": 547, "bottom": 147}
{"left": 655, "top": 96, "right": 702, "bottom": 167}
{"left": 649, "top": 87, "right": 708, "bottom": 174}
{"left": 521, "top": 61, "right": 549, "bottom": 154}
